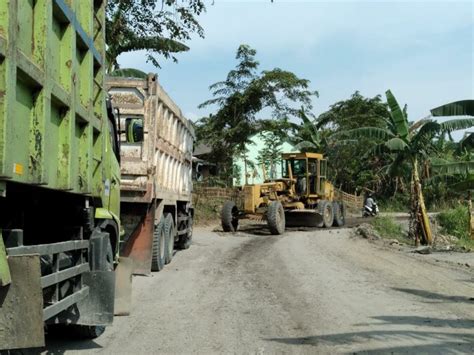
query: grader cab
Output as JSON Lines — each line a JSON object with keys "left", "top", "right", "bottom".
{"left": 221, "top": 152, "right": 345, "bottom": 234}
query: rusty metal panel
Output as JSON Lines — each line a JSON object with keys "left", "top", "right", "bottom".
{"left": 0, "top": 255, "right": 44, "bottom": 350}
{"left": 120, "top": 204, "right": 155, "bottom": 275}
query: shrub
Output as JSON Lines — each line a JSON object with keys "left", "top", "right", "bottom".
{"left": 437, "top": 205, "right": 469, "bottom": 240}
{"left": 378, "top": 195, "right": 410, "bottom": 212}
{"left": 371, "top": 216, "right": 404, "bottom": 240}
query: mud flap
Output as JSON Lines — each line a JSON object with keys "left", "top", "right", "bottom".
{"left": 0, "top": 255, "right": 44, "bottom": 350}
{"left": 75, "top": 270, "right": 115, "bottom": 326}
{"left": 121, "top": 205, "right": 155, "bottom": 275}
{"left": 114, "top": 257, "right": 133, "bottom": 316}
{"left": 285, "top": 210, "right": 323, "bottom": 227}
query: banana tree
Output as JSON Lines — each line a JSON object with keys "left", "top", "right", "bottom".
{"left": 430, "top": 100, "right": 474, "bottom": 239}
{"left": 333, "top": 92, "right": 474, "bottom": 245}
{"left": 292, "top": 108, "right": 327, "bottom": 153}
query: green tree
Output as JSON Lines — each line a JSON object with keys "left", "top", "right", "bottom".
{"left": 335, "top": 92, "right": 474, "bottom": 245}
{"left": 196, "top": 44, "right": 318, "bottom": 183}
{"left": 314, "top": 92, "right": 390, "bottom": 193}
{"left": 106, "top": 0, "right": 206, "bottom": 71}
{"left": 257, "top": 132, "right": 284, "bottom": 180}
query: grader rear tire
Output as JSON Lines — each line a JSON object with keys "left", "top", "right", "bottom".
{"left": 267, "top": 201, "right": 285, "bottom": 235}
{"left": 318, "top": 200, "right": 334, "bottom": 228}
{"left": 333, "top": 202, "right": 345, "bottom": 227}
{"left": 221, "top": 201, "right": 239, "bottom": 232}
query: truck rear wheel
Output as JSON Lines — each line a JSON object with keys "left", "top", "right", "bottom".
{"left": 164, "top": 213, "right": 175, "bottom": 264}
{"left": 221, "top": 201, "right": 239, "bottom": 232}
{"left": 177, "top": 212, "right": 193, "bottom": 250}
{"left": 69, "top": 324, "right": 106, "bottom": 339}
{"left": 151, "top": 217, "right": 165, "bottom": 271}
{"left": 267, "top": 201, "right": 285, "bottom": 235}
{"left": 333, "top": 202, "right": 345, "bottom": 227}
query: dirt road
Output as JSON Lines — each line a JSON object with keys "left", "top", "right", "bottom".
{"left": 44, "top": 224, "right": 474, "bottom": 354}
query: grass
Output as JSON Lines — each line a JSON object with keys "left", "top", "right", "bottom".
{"left": 193, "top": 197, "right": 230, "bottom": 225}
{"left": 437, "top": 205, "right": 474, "bottom": 250}
{"left": 437, "top": 205, "right": 469, "bottom": 240}
{"left": 371, "top": 216, "right": 406, "bottom": 240}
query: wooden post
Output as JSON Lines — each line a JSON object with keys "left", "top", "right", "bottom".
{"left": 468, "top": 191, "right": 474, "bottom": 240}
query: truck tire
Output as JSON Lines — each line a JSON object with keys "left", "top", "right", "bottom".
{"left": 318, "top": 200, "right": 334, "bottom": 228}
{"left": 333, "top": 202, "right": 345, "bottom": 227}
{"left": 177, "top": 212, "right": 193, "bottom": 250}
{"left": 221, "top": 201, "right": 239, "bottom": 232}
{"left": 164, "top": 213, "right": 175, "bottom": 264}
{"left": 151, "top": 217, "right": 165, "bottom": 271}
{"left": 47, "top": 323, "right": 106, "bottom": 339}
{"left": 267, "top": 201, "right": 285, "bottom": 235}
{"left": 68, "top": 324, "right": 106, "bottom": 339}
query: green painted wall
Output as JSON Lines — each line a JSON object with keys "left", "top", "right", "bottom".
{"left": 233, "top": 132, "right": 296, "bottom": 186}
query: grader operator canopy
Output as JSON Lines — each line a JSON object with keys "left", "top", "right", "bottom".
{"left": 281, "top": 152, "right": 329, "bottom": 198}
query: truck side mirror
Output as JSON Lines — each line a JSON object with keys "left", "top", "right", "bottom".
{"left": 126, "top": 118, "right": 144, "bottom": 143}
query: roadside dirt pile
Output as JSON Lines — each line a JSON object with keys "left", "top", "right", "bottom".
{"left": 352, "top": 223, "right": 381, "bottom": 240}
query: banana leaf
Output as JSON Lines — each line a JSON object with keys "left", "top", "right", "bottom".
{"left": 386, "top": 90, "right": 409, "bottom": 138}
{"left": 384, "top": 137, "right": 408, "bottom": 151}
{"left": 331, "top": 127, "right": 394, "bottom": 141}
{"left": 439, "top": 118, "right": 474, "bottom": 133}
{"left": 109, "top": 68, "right": 148, "bottom": 79}
{"left": 431, "top": 161, "right": 474, "bottom": 175}
{"left": 431, "top": 100, "right": 474, "bottom": 117}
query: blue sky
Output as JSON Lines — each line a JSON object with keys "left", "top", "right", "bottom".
{"left": 118, "top": 0, "right": 473, "bottom": 129}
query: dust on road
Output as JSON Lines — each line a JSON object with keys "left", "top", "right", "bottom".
{"left": 44, "top": 224, "right": 474, "bottom": 354}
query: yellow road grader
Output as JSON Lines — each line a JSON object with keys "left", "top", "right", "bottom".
{"left": 221, "top": 152, "right": 346, "bottom": 234}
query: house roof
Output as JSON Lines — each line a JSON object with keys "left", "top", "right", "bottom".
{"left": 194, "top": 143, "right": 213, "bottom": 156}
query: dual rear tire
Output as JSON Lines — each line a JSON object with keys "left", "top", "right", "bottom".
{"left": 151, "top": 213, "right": 176, "bottom": 271}
{"left": 317, "top": 200, "right": 345, "bottom": 228}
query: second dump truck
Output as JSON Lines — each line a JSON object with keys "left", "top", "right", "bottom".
{"left": 107, "top": 73, "right": 194, "bottom": 274}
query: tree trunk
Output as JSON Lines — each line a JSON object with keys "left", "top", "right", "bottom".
{"left": 412, "top": 158, "right": 433, "bottom": 245}
{"left": 244, "top": 156, "right": 248, "bottom": 186}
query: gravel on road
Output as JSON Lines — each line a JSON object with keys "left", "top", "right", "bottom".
{"left": 44, "top": 224, "right": 474, "bottom": 354}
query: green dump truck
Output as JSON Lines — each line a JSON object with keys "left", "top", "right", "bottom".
{"left": 0, "top": 0, "right": 121, "bottom": 350}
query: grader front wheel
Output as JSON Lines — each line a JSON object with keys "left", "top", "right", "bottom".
{"left": 267, "top": 201, "right": 285, "bottom": 235}
{"left": 221, "top": 201, "right": 239, "bottom": 232}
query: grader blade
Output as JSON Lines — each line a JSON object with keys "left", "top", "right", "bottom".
{"left": 285, "top": 209, "right": 323, "bottom": 227}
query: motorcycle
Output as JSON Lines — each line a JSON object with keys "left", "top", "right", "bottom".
{"left": 363, "top": 202, "right": 379, "bottom": 217}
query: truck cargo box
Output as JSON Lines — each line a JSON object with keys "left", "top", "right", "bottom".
{"left": 107, "top": 74, "right": 194, "bottom": 204}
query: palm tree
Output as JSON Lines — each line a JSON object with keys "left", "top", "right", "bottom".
{"left": 333, "top": 92, "right": 474, "bottom": 245}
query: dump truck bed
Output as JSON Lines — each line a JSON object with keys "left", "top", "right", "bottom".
{"left": 107, "top": 75, "right": 194, "bottom": 204}
{"left": 0, "top": 0, "right": 109, "bottom": 198}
